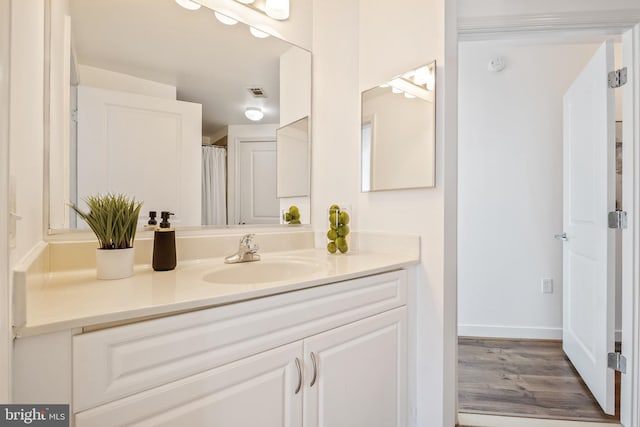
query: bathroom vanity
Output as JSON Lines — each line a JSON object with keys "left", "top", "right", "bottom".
{"left": 12, "top": 231, "right": 419, "bottom": 427}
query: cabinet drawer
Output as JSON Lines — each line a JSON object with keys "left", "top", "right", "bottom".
{"left": 74, "top": 270, "right": 407, "bottom": 411}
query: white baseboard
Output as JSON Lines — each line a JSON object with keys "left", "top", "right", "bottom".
{"left": 458, "top": 324, "right": 562, "bottom": 340}
{"left": 458, "top": 413, "right": 621, "bottom": 427}
{"left": 458, "top": 325, "right": 624, "bottom": 342}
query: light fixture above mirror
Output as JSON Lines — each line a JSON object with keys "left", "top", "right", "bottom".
{"left": 232, "top": 0, "right": 290, "bottom": 21}
{"left": 175, "top": 0, "right": 201, "bottom": 11}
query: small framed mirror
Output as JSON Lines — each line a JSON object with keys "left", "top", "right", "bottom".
{"left": 361, "top": 61, "right": 436, "bottom": 192}
{"left": 276, "top": 116, "right": 310, "bottom": 198}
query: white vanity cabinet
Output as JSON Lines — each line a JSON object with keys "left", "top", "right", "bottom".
{"left": 75, "top": 307, "right": 406, "bottom": 427}
{"left": 16, "top": 270, "right": 408, "bottom": 427}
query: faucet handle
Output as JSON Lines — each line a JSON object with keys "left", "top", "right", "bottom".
{"left": 240, "top": 233, "right": 255, "bottom": 246}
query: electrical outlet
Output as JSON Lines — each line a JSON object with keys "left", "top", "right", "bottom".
{"left": 542, "top": 278, "right": 553, "bottom": 294}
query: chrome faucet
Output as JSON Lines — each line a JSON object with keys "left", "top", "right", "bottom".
{"left": 224, "top": 234, "right": 260, "bottom": 264}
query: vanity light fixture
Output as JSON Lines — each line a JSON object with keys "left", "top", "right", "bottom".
{"left": 175, "top": 0, "right": 201, "bottom": 10}
{"left": 245, "top": 107, "right": 264, "bottom": 121}
{"left": 249, "top": 27, "right": 270, "bottom": 38}
{"left": 265, "top": 0, "right": 290, "bottom": 20}
{"left": 214, "top": 11, "right": 239, "bottom": 25}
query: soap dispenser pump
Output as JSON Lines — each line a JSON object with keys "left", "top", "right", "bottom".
{"left": 152, "top": 211, "right": 176, "bottom": 271}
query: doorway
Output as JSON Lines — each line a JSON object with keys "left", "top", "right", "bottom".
{"left": 457, "top": 36, "right": 625, "bottom": 423}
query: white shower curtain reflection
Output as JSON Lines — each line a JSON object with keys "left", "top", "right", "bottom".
{"left": 202, "top": 146, "right": 227, "bottom": 225}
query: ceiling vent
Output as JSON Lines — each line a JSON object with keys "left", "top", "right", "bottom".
{"left": 247, "top": 87, "right": 267, "bottom": 98}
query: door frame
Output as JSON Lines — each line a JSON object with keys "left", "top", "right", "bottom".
{"left": 455, "top": 13, "right": 640, "bottom": 427}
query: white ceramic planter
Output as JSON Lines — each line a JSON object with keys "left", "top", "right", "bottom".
{"left": 95, "top": 247, "right": 135, "bottom": 280}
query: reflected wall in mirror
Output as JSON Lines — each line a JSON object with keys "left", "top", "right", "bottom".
{"left": 361, "top": 61, "right": 436, "bottom": 192}
{"left": 47, "top": 0, "right": 311, "bottom": 231}
{"left": 276, "top": 116, "right": 310, "bottom": 198}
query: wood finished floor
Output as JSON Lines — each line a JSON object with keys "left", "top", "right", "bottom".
{"left": 458, "top": 338, "right": 620, "bottom": 423}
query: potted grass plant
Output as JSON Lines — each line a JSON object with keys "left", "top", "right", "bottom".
{"left": 71, "top": 193, "right": 143, "bottom": 280}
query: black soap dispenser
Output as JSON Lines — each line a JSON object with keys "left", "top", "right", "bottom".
{"left": 152, "top": 211, "right": 176, "bottom": 271}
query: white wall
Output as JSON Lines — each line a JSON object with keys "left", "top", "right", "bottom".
{"left": 6, "top": 0, "right": 46, "bottom": 401}
{"left": 9, "top": 0, "right": 45, "bottom": 264}
{"left": 77, "top": 65, "right": 177, "bottom": 99}
{"left": 312, "top": 0, "right": 457, "bottom": 425}
{"left": 0, "top": 0, "right": 11, "bottom": 402}
{"left": 458, "top": 41, "right": 608, "bottom": 339}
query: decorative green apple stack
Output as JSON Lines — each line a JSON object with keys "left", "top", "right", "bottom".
{"left": 327, "top": 204, "right": 350, "bottom": 254}
{"left": 283, "top": 205, "right": 301, "bottom": 224}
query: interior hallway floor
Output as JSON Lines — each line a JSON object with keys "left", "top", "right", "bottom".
{"left": 458, "top": 337, "right": 620, "bottom": 423}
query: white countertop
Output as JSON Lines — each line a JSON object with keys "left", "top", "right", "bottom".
{"left": 16, "top": 248, "right": 419, "bottom": 337}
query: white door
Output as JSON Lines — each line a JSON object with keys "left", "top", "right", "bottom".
{"left": 76, "top": 86, "right": 202, "bottom": 227}
{"left": 562, "top": 40, "right": 616, "bottom": 415}
{"left": 75, "top": 342, "right": 304, "bottom": 427}
{"left": 238, "top": 140, "right": 279, "bottom": 224}
{"left": 303, "top": 308, "right": 407, "bottom": 427}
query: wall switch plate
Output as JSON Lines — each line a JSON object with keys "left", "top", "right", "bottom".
{"left": 542, "top": 278, "right": 553, "bottom": 294}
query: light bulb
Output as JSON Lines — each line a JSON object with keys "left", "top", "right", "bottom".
{"left": 379, "top": 83, "right": 390, "bottom": 88}
{"left": 214, "top": 11, "right": 238, "bottom": 25}
{"left": 404, "top": 92, "right": 416, "bottom": 99}
{"left": 237, "top": 0, "right": 255, "bottom": 3}
{"left": 265, "top": 0, "right": 289, "bottom": 20}
{"left": 392, "top": 87, "right": 403, "bottom": 94}
{"left": 413, "top": 66, "right": 430, "bottom": 86}
{"left": 175, "top": 0, "right": 201, "bottom": 10}
{"left": 245, "top": 107, "right": 264, "bottom": 121}
{"left": 249, "top": 27, "right": 270, "bottom": 38}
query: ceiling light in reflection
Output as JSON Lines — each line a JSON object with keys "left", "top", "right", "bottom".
{"left": 214, "top": 11, "right": 239, "bottom": 25}
{"left": 237, "top": 0, "right": 256, "bottom": 3}
{"left": 245, "top": 107, "right": 264, "bottom": 121}
{"left": 379, "top": 83, "right": 390, "bottom": 88}
{"left": 249, "top": 27, "right": 270, "bottom": 38}
{"left": 391, "top": 87, "right": 403, "bottom": 94}
{"left": 404, "top": 92, "right": 416, "bottom": 99}
{"left": 175, "top": 0, "right": 201, "bottom": 10}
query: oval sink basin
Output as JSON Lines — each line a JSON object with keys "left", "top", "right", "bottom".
{"left": 202, "top": 257, "right": 328, "bottom": 285}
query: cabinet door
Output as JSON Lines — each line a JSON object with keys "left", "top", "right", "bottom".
{"left": 75, "top": 342, "right": 303, "bottom": 427}
{"left": 303, "top": 307, "right": 407, "bottom": 427}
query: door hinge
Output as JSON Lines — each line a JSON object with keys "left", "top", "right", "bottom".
{"left": 608, "top": 210, "right": 628, "bottom": 229}
{"left": 608, "top": 352, "right": 627, "bottom": 373}
{"left": 71, "top": 109, "right": 78, "bottom": 123}
{"left": 608, "top": 67, "right": 628, "bottom": 88}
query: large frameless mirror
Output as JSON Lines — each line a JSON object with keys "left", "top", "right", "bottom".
{"left": 361, "top": 61, "right": 436, "bottom": 192}
{"left": 46, "top": 0, "right": 311, "bottom": 231}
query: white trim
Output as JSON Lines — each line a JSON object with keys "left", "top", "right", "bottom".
{"left": 458, "top": 9, "right": 640, "bottom": 39}
{"left": 458, "top": 325, "right": 562, "bottom": 340}
{"left": 458, "top": 413, "right": 622, "bottom": 427}
{"left": 458, "top": 325, "right": 624, "bottom": 342}
{"left": 622, "top": 23, "right": 640, "bottom": 427}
